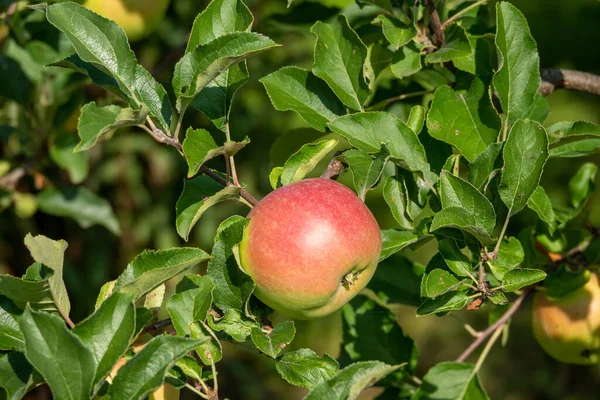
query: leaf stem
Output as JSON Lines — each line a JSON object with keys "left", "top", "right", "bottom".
{"left": 185, "top": 382, "right": 209, "bottom": 399}
{"left": 210, "top": 358, "right": 219, "bottom": 394}
{"left": 492, "top": 212, "right": 511, "bottom": 257}
{"left": 368, "top": 90, "right": 432, "bottom": 110}
{"left": 225, "top": 124, "right": 241, "bottom": 186}
{"left": 440, "top": 0, "right": 488, "bottom": 30}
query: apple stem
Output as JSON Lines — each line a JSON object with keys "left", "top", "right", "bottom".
{"left": 321, "top": 153, "right": 345, "bottom": 180}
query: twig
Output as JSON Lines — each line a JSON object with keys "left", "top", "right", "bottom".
{"left": 199, "top": 165, "right": 259, "bottom": 206}
{"left": 471, "top": 323, "right": 503, "bottom": 373}
{"left": 540, "top": 69, "right": 600, "bottom": 97}
{"left": 0, "top": 167, "right": 26, "bottom": 189}
{"left": 185, "top": 383, "right": 209, "bottom": 400}
{"left": 141, "top": 318, "right": 173, "bottom": 333}
{"left": 320, "top": 153, "right": 345, "bottom": 180}
{"left": 456, "top": 288, "right": 531, "bottom": 362}
{"left": 440, "top": 0, "right": 488, "bottom": 30}
{"left": 425, "top": 0, "right": 445, "bottom": 47}
{"left": 368, "top": 90, "right": 432, "bottom": 110}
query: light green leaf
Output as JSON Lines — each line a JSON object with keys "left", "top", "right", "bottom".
{"left": 189, "top": 321, "right": 222, "bottom": 365}
{"left": 0, "top": 352, "right": 40, "bottom": 400}
{"left": 24, "top": 234, "right": 70, "bottom": 317}
{"left": 76, "top": 103, "right": 147, "bottom": 152}
{"left": 568, "top": 162, "right": 597, "bottom": 208}
{"left": 329, "top": 112, "right": 429, "bottom": 174}
{"left": 175, "top": 176, "right": 241, "bottom": 240}
{"left": 261, "top": 67, "right": 346, "bottom": 132}
{"left": 383, "top": 177, "right": 413, "bottom": 230}
{"left": 547, "top": 121, "right": 600, "bottom": 158}
{"left": 488, "top": 237, "right": 524, "bottom": 280}
{"left": 49, "top": 133, "right": 89, "bottom": 184}
{"left": 207, "top": 308, "right": 257, "bottom": 342}
{"left": 107, "top": 336, "right": 204, "bottom": 400}
{"left": 279, "top": 139, "right": 338, "bottom": 186}
{"left": 453, "top": 33, "right": 496, "bottom": 77}
{"left": 527, "top": 186, "right": 557, "bottom": 234}
{"left": 37, "top": 187, "right": 120, "bottom": 235}
{"left": 499, "top": 119, "right": 549, "bottom": 215}
{"left": 492, "top": 2, "right": 541, "bottom": 125}
{"left": 41, "top": 2, "right": 172, "bottom": 132}
{"left": 311, "top": 16, "right": 370, "bottom": 111}
{"left": 380, "top": 230, "right": 421, "bottom": 261}
{"left": 305, "top": 361, "right": 399, "bottom": 400}
{"left": 426, "top": 79, "right": 501, "bottom": 162}
{"left": 416, "top": 291, "right": 472, "bottom": 315}
{"left": 344, "top": 149, "right": 389, "bottom": 201}
{"left": 174, "top": 32, "right": 278, "bottom": 111}
{"left": 425, "top": 25, "right": 471, "bottom": 64}
{"left": 430, "top": 207, "right": 493, "bottom": 245}
{"left": 115, "top": 248, "right": 210, "bottom": 300}
{"left": 167, "top": 275, "right": 215, "bottom": 336}
{"left": 20, "top": 308, "right": 96, "bottom": 400}
{"left": 438, "top": 239, "right": 473, "bottom": 278}
{"left": 412, "top": 362, "right": 489, "bottom": 400}
{"left": 407, "top": 105, "right": 425, "bottom": 135}
{"left": 0, "top": 297, "right": 23, "bottom": 351}
{"left": 468, "top": 142, "right": 503, "bottom": 190}
{"left": 0, "top": 271, "right": 56, "bottom": 313}
{"left": 276, "top": 348, "right": 339, "bottom": 389}
{"left": 378, "top": 15, "right": 416, "bottom": 49}
{"left": 390, "top": 42, "right": 422, "bottom": 80}
{"left": 182, "top": 128, "right": 249, "bottom": 178}
{"left": 269, "top": 167, "right": 284, "bottom": 190}
{"left": 72, "top": 293, "right": 134, "bottom": 388}
{"left": 251, "top": 321, "right": 295, "bottom": 358}
{"left": 421, "top": 269, "right": 464, "bottom": 299}
{"left": 502, "top": 269, "right": 546, "bottom": 292}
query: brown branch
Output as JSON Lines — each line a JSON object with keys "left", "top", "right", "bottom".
{"left": 199, "top": 165, "right": 259, "bottom": 206}
{"left": 320, "top": 152, "right": 345, "bottom": 180}
{"left": 425, "top": 0, "right": 445, "bottom": 47}
{"left": 456, "top": 288, "right": 531, "bottom": 362}
{"left": 540, "top": 69, "right": 600, "bottom": 97}
{"left": 141, "top": 318, "right": 173, "bottom": 333}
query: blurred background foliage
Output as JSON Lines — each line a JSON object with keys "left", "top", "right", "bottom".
{"left": 0, "top": 0, "right": 599, "bottom": 399}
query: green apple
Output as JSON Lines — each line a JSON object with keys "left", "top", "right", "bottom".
{"left": 532, "top": 271, "right": 600, "bottom": 364}
{"left": 82, "top": 0, "right": 170, "bottom": 41}
{"left": 239, "top": 178, "right": 382, "bottom": 320}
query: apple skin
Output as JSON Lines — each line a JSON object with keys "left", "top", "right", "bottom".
{"left": 239, "top": 178, "right": 382, "bottom": 320}
{"left": 532, "top": 272, "right": 600, "bottom": 364}
{"left": 82, "top": 0, "right": 170, "bottom": 41}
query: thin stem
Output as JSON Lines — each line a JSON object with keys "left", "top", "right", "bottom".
{"left": 185, "top": 382, "right": 209, "bottom": 400}
{"left": 210, "top": 359, "right": 218, "bottom": 394}
{"left": 472, "top": 324, "right": 503, "bottom": 374}
{"left": 456, "top": 289, "right": 530, "bottom": 362}
{"left": 224, "top": 154, "right": 232, "bottom": 186}
{"left": 146, "top": 116, "right": 158, "bottom": 133}
{"left": 411, "top": 376, "right": 423, "bottom": 386}
{"left": 500, "top": 119, "right": 509, "bottom": 142}
{"left": 225, "top": 124, "right": 241, "bottom": 186}
{"left": 368, "top": 90, "right": 432, "bottom": 110}
{"left": 441, "top": 0, "right": 488, "bottom": 30}
{"left": 452, "top": 154, "right": 461, "bottom": 176}
{"left": 173, "top": 111, "right": 185, "bottom": 142}
{"left": 492, "top": 212, "right": 511, "bottom": 257}
{"left": 199, "top": 165, "right": 259, "bottom": 206}
{"left": 426, "top": 0, "right": 445, "bottom": 46}
{"left": 239, "top": 197, "right": 254, "bottom": 209}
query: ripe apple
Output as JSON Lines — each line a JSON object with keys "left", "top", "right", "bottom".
{"left": 532, "top": 271, "right": 600, "bottom": 364}
{"left": 82, "top": 0, "right": 170, "bottom": 41}
{"left": 239, "top": 178, "right": 382, "bottom": 319}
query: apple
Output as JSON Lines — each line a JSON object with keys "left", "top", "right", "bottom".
{"left": 239, "top": 178, "right": 382, "bottom": 320}
{"left": 532, "top": 271, "right": 600, "bottom": 364}
{"left": 82, "top": 0, "right": 170, "bottom": 42}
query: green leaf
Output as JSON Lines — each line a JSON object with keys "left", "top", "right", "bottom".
{"left": 207, "top": 216, "right": 255, "bottom": 314}
{"left": 23, "top": 234, "right": 70, "bottom": 317}
{"left": 186, "top": 0, "right": 254, "bottom": 131}
{"left": 115, "top": 248, "right": 210, "bottom": 300}
{"left": 498, "top": 119, "right": 549, "bottom": 215}
{"left": 417, "top": 291, "right": 472, "bottom": 316}
{"left": 41, "top": 2, "right": 172, "bottom": 132}
{"left": 0, "top": 271, "right": 56, "bottom": 313}
{"left": 368, "top": 256, "right": 424, "bottom": 307}
{"left": 492, "top": 2, "right": 541, "bottom": 125}
{"left": 488, "top": 237, "right": 524, "bottom": 280}
{"left": 547, "top": 121, "right": 600, "bottom": 158}
{"left": 76, "top": 103, "right": 147, "bottom": 152}
{"left": 0, "top": 297, "right": 23, "bottom": 351}
{"left": 487, "top": 291, "right": 508, "bottom": 306}
{"left": 207, "top": 308, "right": 257, "bottom": 342}
{"left": 72, "top": 293, "right": 135, "bottom": 387}
{"left": 438, "top": 239, "right": 473, "bottom": 278}
{"left": 261, "top": 67, "right": 346, "bottom": 132}
{"left": 527, "top": 186, "right": 557, "bottom": 234}
{"left": 189, "top": 321, "right": 222, "bottom": 364}
{"left": 276, "top": 348, "right": 339, "bottom": 389}
{"left": 568, "top": 162, "right": 597, "bottom": 208}
{"left": 269, "top": 167, "right": 284, "bottom": 190}
{"left": 383, "top": 177, "right": 413, "bottom": 230}
{"left": 329, "top": 112, "right": 429, "bottom": 174}
{"left": 412, "top": 362, "right": 489, "bottom": 400}
{"left": 49, "top": 133, "right": 89, "bottom": 184}
{"left": 426, "top": 79, "right": 501, "bottom": 161}
{"left": 182, "top": 128, "right": 249, "bottom": 178}
{"left": 453, "top": 33, "right": 496, "bottom": 77}
{"left": 250, "top": 321, "right": 295, "bottom": 358}
{"left": 311, "top": 16, "right": 370, "bottom": 111}
{"left": 378, "top": 15, "right": 417, "bottom": 49}
{"left": 174, "top": 32, "right": 278, "bottom": 111}
{"left": 175, "top": 175, "right": 241, "bottom": 240}
{"left": 167, "top": 275, "right": 215, "bottom": 336}
{"left": 431, "top": 207, "right": 492, "bottom": 245}
{"left": 407, "top": 105, "right": 426, "bottom": 135}
{"left": 20, "top": 308, "right": 96, "bottom": 400}
{"left": 174, "top": 356, "right": 204, "bottom": 382}
{"left": 380, "top": 230, "right": 421, "bottom": 261}
{"left": 421, "top": 269, "right": 464, "bottom": 298}
{"left": 107, "top": 336, "right": 204, "bottom": 400}
{"left": 501, "top": 269, "right": 546, "bottom": 292}
{"left": 343, "top": 296, "right": 418, "bottom": 376}
{"left": 305, "top": 361, "right": 399, "bottom": 400}
{"left": 468, "top": 142, "right": 503, "bottom": 190}
{"left": 37, "top": 187, "right": 120, "bottom": 235}
{"left": 544, "top": 266, "right": 590, "bottom": 299}
{"left": 277, "top": 139, "right": 338, "bottom": 186}
{"left": 390, "top": 42, "right": 422, "bottom": 80}
{"left": 0, "top": 352, "right": 40, "bottom": 400}
{"left": 345, "top": 149, "right": 389, "bottom": 201}
{"left": 0, "top": 55, "right": 32, "bottom": 104}
{"left": 425, "top": 25, "right": 471, "bottom": 64}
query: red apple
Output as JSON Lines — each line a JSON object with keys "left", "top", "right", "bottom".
{"left": 532, "top": 271, "right": 600, "bottom": 364}
{"left": 239, "top": 178, "right": 382, "bottom": 319}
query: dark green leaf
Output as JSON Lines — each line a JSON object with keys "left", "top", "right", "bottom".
{"left": 380, "top": 230, "right": 420, "bottom": 261}
{"left": 412, "top": 361, "right": 489, "bottom": 400}
{"left": 527, "top": 186, "right": 557, "bottom": 234}
{"left": 189, "top": 321, "right": 222, "bottom": 364}
{"left": 0, "top": 273, "right": 55, "bottom": 313}
{"left": 468, "top": 142, "right": 503, "bottom": 190}
{"left": 421, "top": 269, "right": 465, "bottom": 298}
{"left": 167, "top": 275, "right": 215, "bottom": 336}
{"left": 378, "top": 15, "right": 416, "bottom": 49}
{"left": 250, "top": 321, "right": 295, "bottom": 358}
{"left": 438, "top": 239, "right": 474, "bottom": 278}
{"left": 276, "top": 348, "right": 339, "bottom": 389}
{"left": 417, "top": 291, "right": 472, "bottom": 315}
{"left": 383, "top": 177, "right": 414, "bottom": 230}
{"left": 568, "top": 162, "right": 597, "bottom": 208}
{"left": 547, "top": 121, "right": 600, "bottom": 158}
{"left": 368, "top": 256, "right": 424, "bottom": 307}
{"left": 0, "top": 297, "right": 23, "bottom": 351}
{"left": 344, "top": 149, "right": 389, "bottom": 201}
{"left": 488, "top": 237, "right": 524, "bottom": 280}
{"left": 49, "top": 133, "right": 89, "bottom": 184}
{"left": 207, "top": 308, "right": 257, "bottom": 342}
{"left": 453, "top": 33, "right": 496, "bottom": 77}
{"left": 407, "top": 105, "right": 426, "bottom": 135}
{"left": 501, "top": 269, "right": 546, "bottom": 292}
{"left": 390, "top": 42, "right": 422, "bottom": 80}
{"left": 425, "top": 25, "right": 471, "bottom": 64}
{"left": 0, "top": 352, "right": 40, "bottom": 400}
{"left": 544, "top": 266, "right": 590, "bottom": 299}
